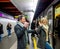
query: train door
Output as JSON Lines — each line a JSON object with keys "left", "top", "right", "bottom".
{"left": 53, "top": 2, "right": 60, "bottom": 49}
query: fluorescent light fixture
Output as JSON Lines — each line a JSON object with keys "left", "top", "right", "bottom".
{"left": 0, "top": 18, "right": 16, "bottom": 22}
{"left": 30, "top": 0, "right": 38, "bottom": 22}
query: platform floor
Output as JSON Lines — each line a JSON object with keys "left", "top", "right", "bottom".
{"left": 0, "top": 33, "right": 60, "bottom": 49}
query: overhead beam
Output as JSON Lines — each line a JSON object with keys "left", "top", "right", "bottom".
{"left": 2, "top": 8, "right": 18, "bottom": 10}
{"left": 15, "top": 13, "right": 21, "bottom": 14}
{"left": 4, "top": 7, "right": 16, "bottom": 9}
{"left": 0, "top": 3, "right": 15, "bottom": 7}
{"left": 0, "top": 0, "right": 10, "bottom": 2}
{"left": 9, "top": 11, "right": 20, "bottom": 12}
{"left": 0, "top": 0, "right": 22, "bottom": 16}
{"left": 1, "top": 8, "right": 20, "bottom": 11}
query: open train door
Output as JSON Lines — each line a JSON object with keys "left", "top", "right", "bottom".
{"left": 53, "top": 1, "right": 60, "bottom": 49}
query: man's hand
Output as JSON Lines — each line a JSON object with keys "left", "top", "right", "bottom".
{"left": 24, "top": 22, "right": 29, "bottom": 28}
{"left": 35, "top": 28, "right": 38, "bottom": 31}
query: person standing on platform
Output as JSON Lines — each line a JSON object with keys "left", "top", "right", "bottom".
{"left": 0, "top": 23, "right": 3, "bottom": 42}
{"left": 37, "top": 19, "right": 46, "bottom": 49}
{"left": 31, "top": 20, "right": 36, "bottom": 37}
{"left": 7, "top": 23, "right": 12, "bottom": 37}
{"left": 14, "top": 15, "right": 29, "bottom": 49}
{"left": 41, "top": 17, "right": 53, "bottom": 49}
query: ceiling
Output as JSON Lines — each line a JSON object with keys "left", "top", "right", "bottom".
{"left": 10, "top": 0, "right": 37, "bottom": 12}
{"left": 0, "top": 0, "right": 22, "bottom": 16}
{"left": 11, "top": 0, "right": 53, "bottom": 19}
{"left": 10, "top": 0, "right": 38, "bottom": 22}
{"left": 0, "top": 0, "right": 54, "bottom": 22}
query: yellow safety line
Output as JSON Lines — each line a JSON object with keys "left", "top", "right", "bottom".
{"left": 26, "top": 44, "right": 29, "bottom": 49}
{"left": 33, "top": 37, "right": 37, "bottom": 49}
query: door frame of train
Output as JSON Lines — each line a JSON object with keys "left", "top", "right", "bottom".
{"left": 53, "top": 0, "right": 60, "bottom": 49}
